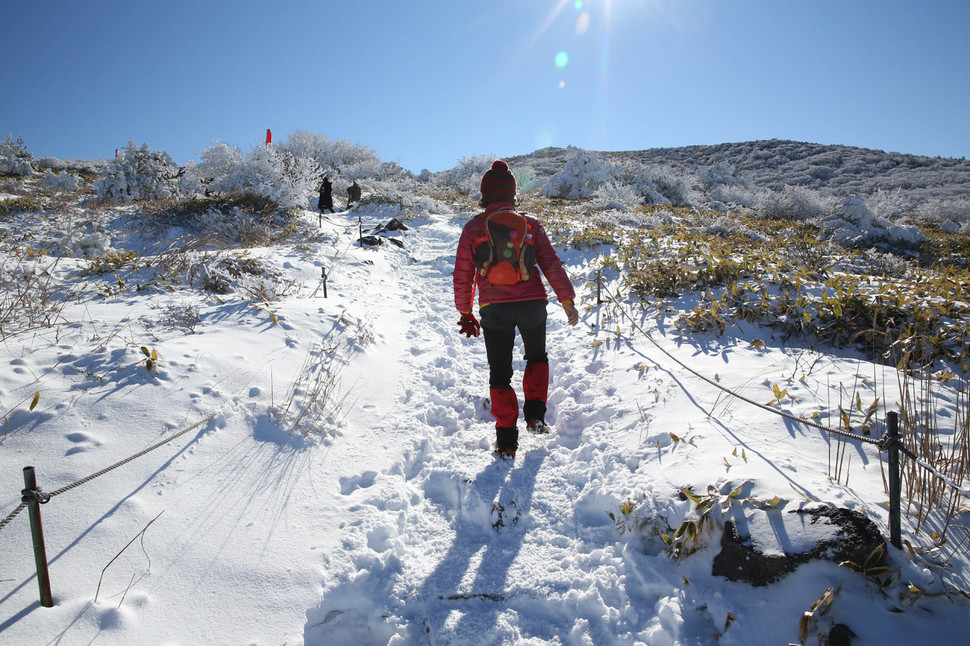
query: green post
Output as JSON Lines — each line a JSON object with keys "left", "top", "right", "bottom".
{"left": 23, "top": 466, "right": 54, "bottom": 607}
{"left": 887, "top": 412, "right": 902, "bottom": 549}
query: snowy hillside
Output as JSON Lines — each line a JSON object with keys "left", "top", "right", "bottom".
{"left": 1, "top": 138, "right": 969, "bottom": 645}
{"left": 508, "top": 140, "right": 970, "bottom": 227}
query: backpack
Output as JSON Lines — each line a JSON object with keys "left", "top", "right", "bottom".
{"left": 473, "top": 208, "right": 537, "bottom": 285}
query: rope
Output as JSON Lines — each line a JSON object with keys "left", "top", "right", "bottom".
{"left": 600, "top": 282, "right": 970, "bottom": 499}
{"left": 601, "top": 283, "right": 880, "bottom": 446}
{"left": 894, "top": 442, "right": 970, "bottom": 499}
{"left": 0, "top": 413, "right": 216, "bottom": 533}
{"left": 0, "top": 502, "right": 27, "bottom": 531}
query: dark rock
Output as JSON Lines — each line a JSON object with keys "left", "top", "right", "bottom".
{"left": 383, "top": 218, "right": 409, "bottom": 232}
{"left": 711, "top": 506, "right": 885, "bottom": 586}
{"left": 373, "top": 218, "right": 409, "bottom": 234}
{"left": 828, "top": 623, "right": 857, "bottom": 646}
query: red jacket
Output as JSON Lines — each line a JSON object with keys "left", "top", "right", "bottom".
{"left": 453, "top": 202, "right": 576, "bottom": 312}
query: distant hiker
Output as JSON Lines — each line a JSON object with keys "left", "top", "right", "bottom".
{"left": 453, "top": 159, "right": 579, "bottom": 459}
{"left": 318, "top": 176, "right": 335, "bottom": 214}
{"left": 347, "top": 180, "right": 361, "bottom": 206}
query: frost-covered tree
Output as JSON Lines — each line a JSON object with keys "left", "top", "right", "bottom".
{"left": 94, "top": 142, "right": 180, "bottom": 202}
{"left": 540, "top": 147, "right": 618, "bottom": 199}
{"left": 0, "top": 135, "right": 34, "bottom": 176}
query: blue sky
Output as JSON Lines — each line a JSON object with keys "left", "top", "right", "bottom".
{"left": 3, "top": 0, "right": 968, "bottom": 172}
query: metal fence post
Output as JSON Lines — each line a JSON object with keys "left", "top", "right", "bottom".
{"left": 358, "top": 217, "right": 363, "bottom": 248}
{"left": 22, "top": 466, "right": 54, "bottom": 607}
{"left": 321, "top": 267, "right": 328, "bottom": 299}
{"left": 886, "top": 412, "right": 902, "bottom": 549}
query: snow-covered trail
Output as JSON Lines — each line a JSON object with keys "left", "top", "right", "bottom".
{"left": 304, "top": 212, "right": 711, "bottom": 645}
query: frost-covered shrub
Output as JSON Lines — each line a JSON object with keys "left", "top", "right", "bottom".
{"left": 189, "top": 142, "right": 320, "bottom": 209}
{"left": 540, "top": 147, "right": 618, "bottom": 199}
{"left": 280, "top": 130, "right": 383, "bottom": 177}
{"left": 0, "top": 135, "right": 34, "bottom": 176}
{"left": 704, "top": 216, "right": 769, "bottom": 242}
{"left": 34, "top": 157, "right": 69, "bottom": 171}
{"left": 818, "top": 195, "right": 927, "bottom": 250}
{"left": 632, "top": 170, "right": 670, "bottom": 206}
{"left": 916, "top": 198, "right": 970, "bottom": 232}
{"left": 351, "top": 185, "right": 451, "bottom": 218}
{"left": 50, "top": 216, "right": 114, "bottom": 258}
{"left": 755, "top": 185, "right": 832, "bottom": 220}
{"left": 94, "top": 142, "right": 180, "bottom": 202}
{"left": 630, "top": 165, "right": 696, "bottom": 207}
{"left": 708, "top": 183, "right": 759, "bottom": 209}
{"left": 698, "top": 163, "right": 747, "bottom": 190}
{"left": 515, "top": 167, "right": 537, "bottom": 193}
{"left": 41, "top": 170, "right": 81, "bottom": 192}
{"left": 433, "top": 154, "right": 494, "bottom": 195}
{"left": 144, "top": 194, "right": 297, "bottom": 246}
{"left": 866, "top": 188, "right": 911, "bottom": 220}
{"left": 591, "top": 182, "right": 641, "bottom": 211}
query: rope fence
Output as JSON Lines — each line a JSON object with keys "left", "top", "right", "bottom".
{"left": 5, "top": 210, "right": 379, "bottom": 607}
{"left": 2, "top": 412, "right": 217, "bottom": 606}
{"left": 593, "top": 273, "right": 970, "bottom": 547}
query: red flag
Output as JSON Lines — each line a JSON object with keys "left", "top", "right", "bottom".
{"left": 266, "top": 129, "right": 272, "bottom": 144}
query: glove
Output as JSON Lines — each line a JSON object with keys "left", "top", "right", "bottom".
{"left": 458, "top": 311, "right": 481, "bottom": 338}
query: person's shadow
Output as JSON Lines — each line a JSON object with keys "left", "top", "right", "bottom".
{"left": 409, "top": 448, "right": 546, "bottom": 642}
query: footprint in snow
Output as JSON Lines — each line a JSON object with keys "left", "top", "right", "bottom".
{"left": 65, "top": 431, "right": 103, "bottom": 456}
{"left": 339, "top": 470, "right": 378, "bottom": 495}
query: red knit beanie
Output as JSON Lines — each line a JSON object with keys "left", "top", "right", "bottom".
{"left": 480, "top": 159, "right": 517, "bottom": 203}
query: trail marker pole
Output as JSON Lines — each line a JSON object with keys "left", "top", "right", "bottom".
{"left": 321, "top": 267, "right": 328, "bottom": 299}
{"left": 358, "top": 217, "right": 363, "bottom": 248}
{"left": 887, "top": 412, "right": 902, "bottom": 549}
{"left": 22, "top": 466, "right": 53, "bottom": 607}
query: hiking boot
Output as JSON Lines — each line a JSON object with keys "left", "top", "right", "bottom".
{"left": 526, "top": 419, "right": 549, "bottom": 434}
{"left": 495, "top": 447, "right": 516, "bottom": 460}
{"left": 495, "top": 426, "right": 518, "bottom": 459}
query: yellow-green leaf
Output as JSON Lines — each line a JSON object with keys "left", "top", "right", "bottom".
{"left": 29, "top": 391, "right": 40, "bottom": 411}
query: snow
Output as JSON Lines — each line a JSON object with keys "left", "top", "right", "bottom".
{"left": 1, "top": 200, "right": 968, "bottom": 645}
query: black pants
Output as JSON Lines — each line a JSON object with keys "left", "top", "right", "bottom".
{"left": 481, "top": 299, "right": 549, "bottom": 426}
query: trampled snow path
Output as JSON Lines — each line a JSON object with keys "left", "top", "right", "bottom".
{"left": 306, "top": 212, "right": 734, "bottom": 644}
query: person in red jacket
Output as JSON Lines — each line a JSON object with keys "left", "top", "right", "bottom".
{"left": 453, "top": 159, "right": 579, "bottom": 459}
